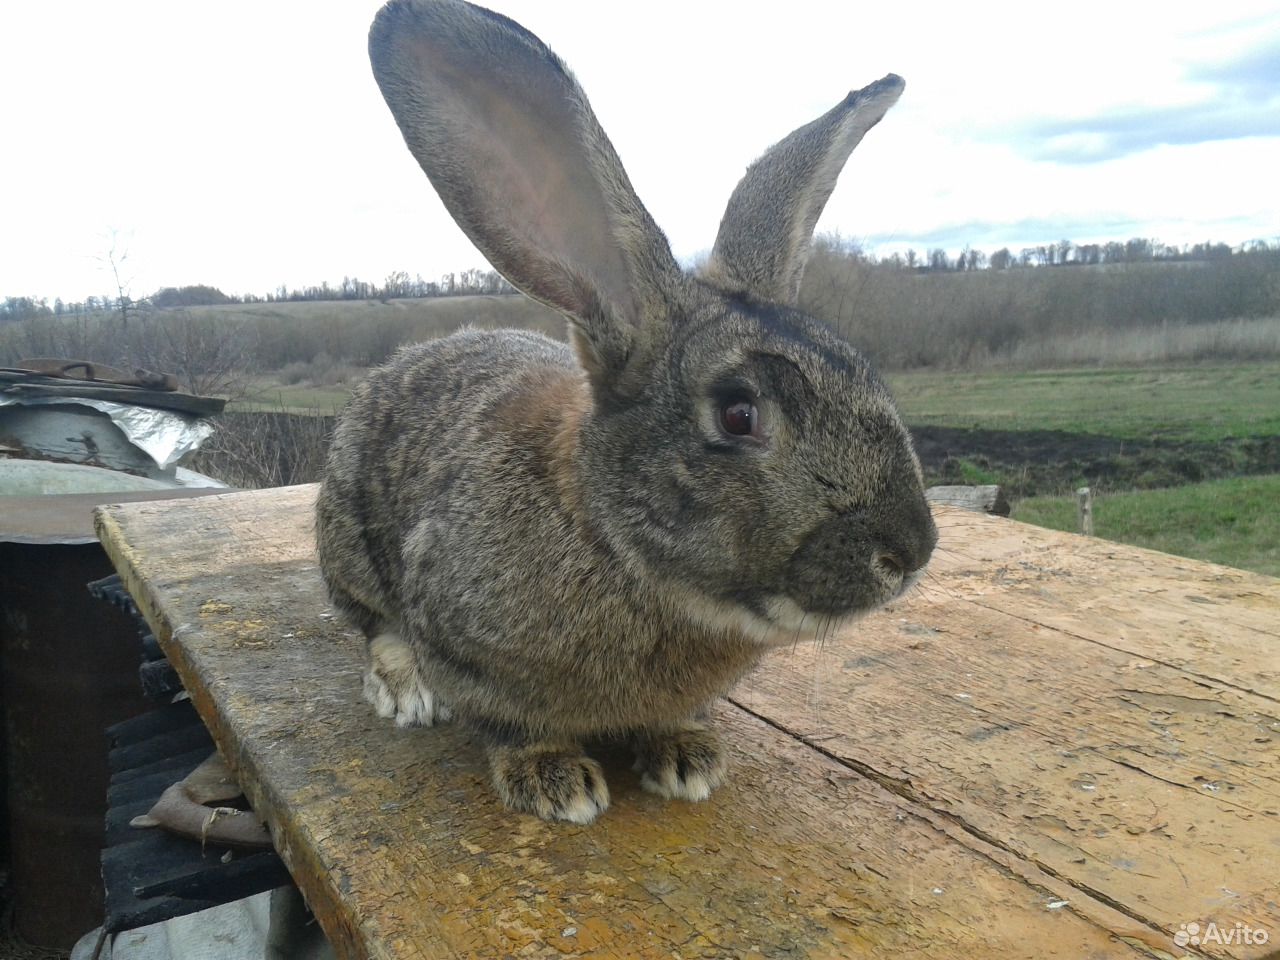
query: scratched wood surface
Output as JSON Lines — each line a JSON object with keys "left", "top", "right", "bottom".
{"left": 94, "top": 486, "right": 1280, "bottom": 960}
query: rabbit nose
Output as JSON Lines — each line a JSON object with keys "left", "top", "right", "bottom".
{"left": 871, "top": 503, "right": 938, "bottom": 578}
{"left": 784, "top": 497, "right": 937, "bottom": 615}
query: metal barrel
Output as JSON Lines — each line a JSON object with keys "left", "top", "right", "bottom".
{"left": 0, "top": 540, "right": 153, "bottom": 947}
{"left": 0, "top": 487, "right": 224, "bottom": 948}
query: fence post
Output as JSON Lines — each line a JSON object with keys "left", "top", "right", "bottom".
{"left": 1076, "top": 486, "right": 1094, "bottom": 536}
{"left": 923, "top": 485, "right": 1011, "bottom": 517}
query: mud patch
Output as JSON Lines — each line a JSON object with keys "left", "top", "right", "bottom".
{"left": 910, "top": 426, "right": 1280, "bottom": 497}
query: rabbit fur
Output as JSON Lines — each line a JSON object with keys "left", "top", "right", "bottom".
{"left": 315, "top": 0, "right": 938, "bottom": 823}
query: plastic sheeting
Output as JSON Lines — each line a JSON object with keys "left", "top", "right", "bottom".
{"left": 0, "top": 396, "right": 214, "bottom": 470}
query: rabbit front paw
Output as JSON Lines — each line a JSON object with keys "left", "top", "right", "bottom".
{"left": 634, "top": 723, "right": 727, "bottom": 802}
{"left": 364, "top": 632, "right": 450, "bottom": 728}
{"left": 489, "top": 744, "right": 610, "bottom": 824}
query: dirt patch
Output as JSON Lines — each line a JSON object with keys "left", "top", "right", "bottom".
{"left": 911, "top": 426, "right": 1280, "bottom": 497}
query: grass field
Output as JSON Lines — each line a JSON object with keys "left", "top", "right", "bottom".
{"left": 237, "top": 381, "right": 354, "bottom": 413}
{"left": 1013, "top": 475, "right": 1280, "bottom": 576}
{"left": 243, "top": 359, "right": 1280, "bottom": 442}
{"left": 885, "top": 362, "right": 1280, "bottom": 442}
{"left": 892, "top": 363, "right": 1279, "bottom": 575}
{"left": 223, "top": 353, "right": 1279, "bottom": 578}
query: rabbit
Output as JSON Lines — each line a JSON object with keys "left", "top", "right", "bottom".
{"left": 315, "top": 0, "right": 938, "bottom": 824}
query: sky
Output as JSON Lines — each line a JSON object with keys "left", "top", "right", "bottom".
{"left": 3, "top": 1, "right": 1279, "bottom": 303}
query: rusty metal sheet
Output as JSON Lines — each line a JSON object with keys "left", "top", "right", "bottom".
{"left": 0, "top": 371, "right": 225, "bottom": 418}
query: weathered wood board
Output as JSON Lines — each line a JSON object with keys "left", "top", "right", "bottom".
{"left": 95, "top": 486, "right": 1280, "bottom": 959}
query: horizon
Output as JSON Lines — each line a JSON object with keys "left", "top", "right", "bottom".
{"left": 9, "top": 231, "right": 1277, "bottom": 312}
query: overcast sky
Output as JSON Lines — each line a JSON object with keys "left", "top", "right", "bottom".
{"left": 4, "top": 1, "right": 1279, "bottom": 302}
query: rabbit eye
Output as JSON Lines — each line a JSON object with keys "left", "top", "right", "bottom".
{"left": 720, "top": 398, "right": 758, "bottom": 437}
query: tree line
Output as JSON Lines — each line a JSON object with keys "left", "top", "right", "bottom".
{"left": 3, "top": 235, "right": 1277, "bottom": 327}
{"left": 838, "top": 237, "right": 1274, "bottom": 273}
{"left": 799, "top": 236, "right": 1280, "bottom": 369}
{"left": 0, "top": 268, "right": 516, "bottom": 323}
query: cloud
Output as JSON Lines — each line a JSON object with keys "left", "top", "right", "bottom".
{"left": 1186, "top": 33, "right": 1280, "bottom": 100}
{"left": 1026, "top": 101, "right": 1280, "bottom": 164}
{"left": 1010, "top": 34, "right": 1280, "bottom": 163}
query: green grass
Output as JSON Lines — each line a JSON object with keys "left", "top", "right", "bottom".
{"left": 886, "top": 363, "right": 1280, "bottom": 442}
{"left": 945, "top": 457, "right": 1006, "bottom": 486}
{"left": 241, "top": 356, "right": 1280, "bottom": 438}
{"left": 1012, "top": 475, "right": 1280, "bottom": 576}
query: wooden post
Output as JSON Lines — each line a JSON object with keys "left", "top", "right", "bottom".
{"left": 1076, "top": 486, "right": 1094, "bottom": 536}
{"left": 924, "top": 485, "right": 1010, "bottom": 517}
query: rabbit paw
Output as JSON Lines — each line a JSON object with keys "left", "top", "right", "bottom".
{"left": 634, "top": 724, "right": 727, "bottom": 802}
{"left": 364, "top": 632, "right": 450, "bottom": 728}
{"left": 489, "top": 745, "right": 610, "bottom": 824}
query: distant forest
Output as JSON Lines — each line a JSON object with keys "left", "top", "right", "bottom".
{"left": 2, "top": 236, "right": 1277, "bottom": 324}
{"left": 800, "top": 236, "right": 1280, "bottom": 368}
{"left": 0, "top": 268, "right": 516, "bottom": 322}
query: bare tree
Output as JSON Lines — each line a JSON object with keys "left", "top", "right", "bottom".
{"left": 129, "top": 309, "right": 255, "bottom": 399}
{"left": 97, "top": 229, "right": 137, "bottom": 328}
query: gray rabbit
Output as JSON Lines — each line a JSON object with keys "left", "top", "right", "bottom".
{"left": 316, "top": 0, "right": 937, "bottom": 823}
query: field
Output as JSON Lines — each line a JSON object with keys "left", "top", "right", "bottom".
{"left": 248, "top": 361, "right": 1280, "bottom": 442}
{"left": 886, "top": 363, "right": 1280, "bottom": 442}
{"left": 202, "top": 356, "right": 1280, "bottom": 578}
{"left": 889, "top": 364, "right": 1280, "bottom": 500}
{"left": 1013, "top": 476, "right": 1280, "bottom": 576}
{"left": 884, "top": 364, "right": 1277, "bottom": 575}
{"left": 239, "top": 380, "right": 353, "bottom": 413}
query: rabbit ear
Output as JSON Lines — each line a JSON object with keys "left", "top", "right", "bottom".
{"left": 369, "top": 0, "right": 681, "bottom": 388}
{"left": 701, "top": 75, "right": 904, "bottom": 305}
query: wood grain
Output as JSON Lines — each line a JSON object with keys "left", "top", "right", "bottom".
{"left": 94, "top": 487, "right": 1280, "bottom": 959}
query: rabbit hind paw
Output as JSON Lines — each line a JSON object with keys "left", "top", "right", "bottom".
{"left": 634, "top": 723, "right": 727, "bottom": 802}
{"left": 489, "top": 744, "right": 610, "bottom": 824}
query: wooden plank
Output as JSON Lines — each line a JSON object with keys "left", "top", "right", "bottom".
{"left": 927, "top": 510, "right": 1280, "bottom": 699}
{"left": 734, "top": 594, "right": 1279, "bottom": 955}
{"left": 93, "top": 487, "right": 1280, "bottom": 959}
